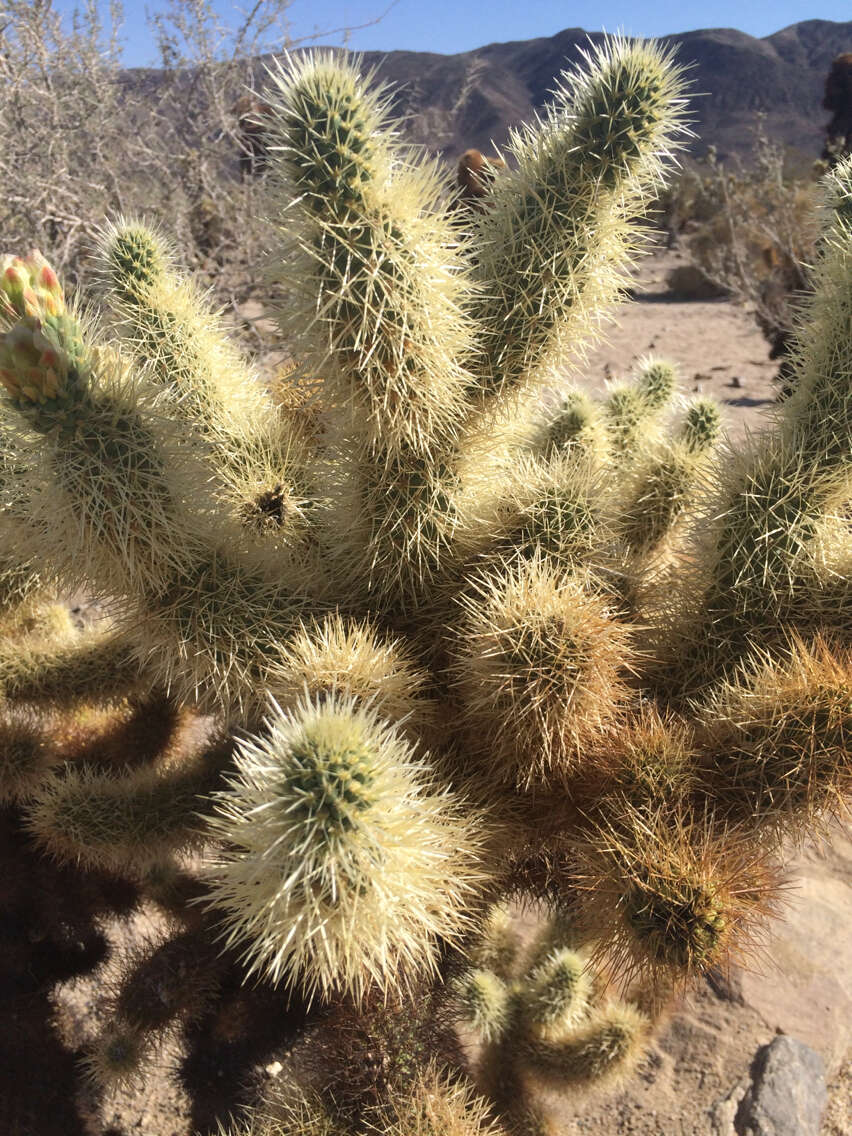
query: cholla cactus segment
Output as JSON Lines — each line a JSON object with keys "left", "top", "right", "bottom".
{"left": 681, "top": 397, "right": 722, "bottom": 453}
{"left": 473, "top": 451, "right": 615, "bottom": 574}
{"left": 823, "top": 152, "right": 852, "bottom": 226}
{"left": 137, "top": 550, "right": 315, "bottom": 717}
{"left": 0, "top": 709, "right": 56, "bottom": 801}
{"left": 666, "top": 438, "right": 845, "bottom": 692}
{"left": 782, "top": 172, "right": 852, "bottom": 470}
{"left": 635, "top": 357, "right": 677, "bottom": 412}
{"left": 95, "top": 217, "right": 169, "bottom": 302}
{"left": 524, "top": 1001, "right": 650, "bottom": 1086}
{"left": 268, "top": 612, "right": 434, "bottom": 736}
{"left": 621, "top": 401, "right": 720, "bottom": 556}
{"left": 266, "top": 52, "right": 475, "bottom": 458}
{"left": 574, "top": 810, "right": 783, "bottom": 988}
{"left": 204, "top": 694, "right": 486, "bottom": 1002}
{"left": 216, "top": 1090, "right": 344, "bottom": 1136}
{"left": 453, "top": 555, "right": 635, "bottom": 788}
{"left": 25, "top": 743, "right": 228, "bottom": 873}
{"left": 96, "top": 219, "right": 308, "bottom": 515}
{"left": 454, "top": 968, "right": 512, "bottom": 1043}
{"left": 697, "top": 634, "right": 852, "bottom": 834}
{"left": 471, "top": 901, "right": 519, "bottom": 976}
{"left": 365, "top": 1065, "right": 505, "bottom": 1136}
{"left": 0, "top": 623, "right": 143, "bottom": 707}
{"left": 533, "top": 389, "right": 610, "bottom": 467}
{"left": 521, "top": 948, "right": 592, "bottom": 1037}
{"left": 470, "top": 36, "right": 690, "bottom": 399}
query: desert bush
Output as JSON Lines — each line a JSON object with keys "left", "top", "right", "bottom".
{"left": 0, "top": 0, "right": 320, "bottom": 299}
{"left": 663, "top": 121, "right": 822, "bottom": 379}
{"left": 0, "top": 38, "right": 850, "bottom": 1136}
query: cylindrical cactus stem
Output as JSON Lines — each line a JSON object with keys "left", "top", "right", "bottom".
{"left": 95, "top": 220, "right": 315, "bottom": 563}
{"left": 24, "top": 735, "right": 233, "bottom": 873}
{"left": 470, "top": 901, "right": 520, "bottom": 976}
{"left": 328, "top": 437, "right": 463, "bottom": 613}
{"left": 458, "top": 450, "right": 616, "bottom": 577}
{"left": 573, "top": 808, "right": 783, "bottom": 989}
{"left": 467, "top": 38, "right": 689, "bottom": 401}
{"left": 268, "top": 612, "right": 435, "bottom": 738}
{"left": 529, "top": 388, "right": 610, "bottom": 468}
{"left": 266, "top": 53, "right": 475, "bottom": 459}
{"left": 0, "top": 708, "right": 58, "bottom": 801}
{"left": 635, "top": 357, "right": 678, "bottom": 413}
{"left": 663, "top": 166, "right": 852, "bottom": 690}
{"left": 366, "top": 1064, "right": 506, "bottom": 1136}
{"left": 523, "top": 1001, "right": 650, "bottom": 1086}
{"left": 0, "top": 297, "right": 223, "bottom": 605}
{"left": 203, "top": 693, "right": 486, "bottom": 1002}
{"left": 781, "top": 154, "right": 852, "bottom": 472}
{"left": 454, "top": 968, "right": 512, "bottom": 1043}
{"left": 681, "top": 397, "right": 722, "bottom": 453}
{"left": 265, "top": 54, "right": 476, "bottom": 607}
{"left": 136, "top": 549, "right": 315, "bottom": 719}
{"left": 217, "top": 1088, "right": 344, "bottom": 1136}
{"left": 452, "top": 555, "right": 636, "bottom": 789}
{"left": 696, "top": 633, "right": 852, "bottom": 836}
{"left": 620, "top": 396, "right": 722, "bottom": 556}
{"left": 604, "top": 359, "right": 681, "bottom": 465}
{"left": 519, "top": 948, "right": 592, "bottom": 1038}
{"left": 0, "top": 622, "right": 144, "bottom": 708}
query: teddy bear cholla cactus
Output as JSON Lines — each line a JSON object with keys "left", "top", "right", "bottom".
{"left": 0, "top": 37, "right": 850, "bottom": 1134}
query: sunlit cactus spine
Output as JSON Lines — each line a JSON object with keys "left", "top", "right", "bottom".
{"left": 94, "top": 219, "right": 316, "bottom": 573}
{"left": 203, "top": 693, "right": 485, "bottom": 1002}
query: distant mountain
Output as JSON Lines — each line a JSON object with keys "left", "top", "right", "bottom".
{"left": 281, "top": 20, "right": 852, "bottom": 165}
{"left": 126, "top": 19, "right": 852, "bottom": 167}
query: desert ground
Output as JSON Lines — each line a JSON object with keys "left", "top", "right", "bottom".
{"left": 13, "top": 244, "right": 850, "bottom": 1136}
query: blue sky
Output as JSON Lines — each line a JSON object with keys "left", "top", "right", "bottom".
{"left": 52, "top": 1, "right": 851, "bottom": 66}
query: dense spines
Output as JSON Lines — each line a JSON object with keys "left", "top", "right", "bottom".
{"left": 531, "top": 388, "right": 610, "bottom": 469}
{"left": 265, "top": 55, "right": 476, "bottom": 611}
{"left": 573, "top": 810, "right": 782, "bottom": 989}
{"left": 661, "top": 161, "right": 852, "bottom": 691}
{"left": 0, "top": 40, "right": 848, "bottom": 1128}
{"left": 269, "top": 613, "right": 435, "bottom": 737}
{"left": 469, "top": 39, "right": 689, "bottom": 402}
{"left": 267, "top": 54, "right": 475, "bottom": 457}
{"left": 621, "top": 396, "right": 721, "bottom": 557}
{"left": 524, "top": 1001, "right": 650, "bottom": 1086}
{"left": 696, "top": 634, "right": 852, "bottom": 835}
{"left": 96, "top": 219, "right": 313, "bottom": 566}
{"left": 0, "top": 708, "right": 56, "bottom": 801}
{"left": 26, "top": 735, "right": 230, "bottom": 873}
{"left": 453, "top": 556, "right": 635, "bottom": 789}
{"left": 204, "top": 694, "right": 485, "bottom": 1001}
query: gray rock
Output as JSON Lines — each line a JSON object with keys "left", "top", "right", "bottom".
{"left": 665, "top": 263, "right": 730, "bottom": 300}
{"left": 735, "top": 1036, "right": 827, "bottom": 1136}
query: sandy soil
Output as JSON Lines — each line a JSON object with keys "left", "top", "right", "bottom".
{"left": 7, "top": 245, "right": 851, "bottom": 1136}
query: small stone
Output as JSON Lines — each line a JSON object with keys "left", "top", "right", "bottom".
{"left": 264, "top": 1060, "right": 283, "bottom": 1078}
{"left": 729, "top": 375, "right": 742, "bottom": 389}
{"left": 710, "top": 1079, "right": 749, "bottom": 1136}
{"left": 735, "top": 1036, "right": 827, "bottom": 1136}
{"left": 665, "top": 263, "right": 730, "bottom": 300}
